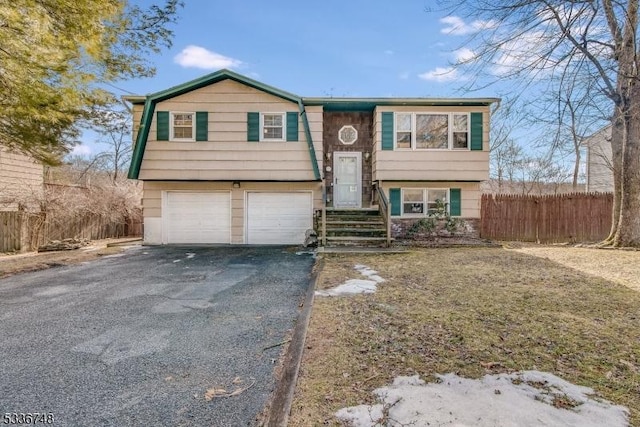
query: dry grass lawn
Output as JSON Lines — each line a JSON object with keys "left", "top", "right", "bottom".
{"left": 289, "top": 247, "right": 640, "bottom": 426}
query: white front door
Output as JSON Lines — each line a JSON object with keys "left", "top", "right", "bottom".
{"left": 333, "top": 152, "right": 362, "bottom": 208}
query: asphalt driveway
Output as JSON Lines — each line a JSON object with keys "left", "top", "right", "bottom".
{"left": 0, "top": 246, "right": 315, "bottom": 426}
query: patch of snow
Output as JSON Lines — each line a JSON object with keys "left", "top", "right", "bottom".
{"left": 316, "top": 264, "right": 386, "bottom": 297}
{"left": 172, "top": 259, "right": 181, "bottom": 263}
{"left": 335, "top": 371, "right": 629, "bottom": 427}
{"left": 354, "top": 264, "right": 385, "bottom": 283}
{"left": 315, "top": 279, "right": 378, "bottom": 296}
{"left": 186, "top": 252, "right": 195, "bottom": 259}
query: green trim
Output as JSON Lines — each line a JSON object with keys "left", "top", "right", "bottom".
{"left": 128, "top": 99, "right": 155, "bottom": 179}
{"left": 470, "top": 112, "right": 483, "bottom": 151}
{"left": 196, "top": 112, "right": 208, "bottom": 141}
{"left": 156, "top": 111, "right": 169, "bottom": 141}
{"left": 389, "top": 188, "right": 401, "bottom": 216}
{"left": 247, "top": 112, "right": 260, "bottom": 142}
{"left": 381, "top": 112, "right": 394, "bottom": 150}
{"left": 449, "top": 188, "right": 461, "bottom": 216}
{"left": 303, "top": 97, "right": 500, "bottom": 112}
{"left": 298, "top": 101, "right": 321, "bottom": 180}
{"left": 286, "top": 111, "right": 299, "bottom": 141}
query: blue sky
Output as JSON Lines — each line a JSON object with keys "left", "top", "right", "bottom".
{"left": 77, "top": 0, "right": 499, "bottom": 156}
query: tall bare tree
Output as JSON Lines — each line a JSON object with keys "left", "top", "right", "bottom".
{"left": 438, "top": 0, "right": 640, "bottom": 247}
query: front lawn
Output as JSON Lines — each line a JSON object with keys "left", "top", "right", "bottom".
{"left": 289, "top": 247, "right": 640, "bottom": 426}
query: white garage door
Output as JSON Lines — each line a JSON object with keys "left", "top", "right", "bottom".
{"left": 247, "top": 192, "right": 312, "bottom": 244}
{"left": 164, "top": 192, "right": 231, "bottom": 244}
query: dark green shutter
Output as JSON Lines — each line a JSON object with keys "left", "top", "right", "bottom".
{"left": 247, "top": 112, "right": 259, "bottom": 142}
{"left": 389, "top": 188, "right": 401, "bottom": 216}
{"left": 449, "top": 188, "right": 461, "bottom": 216}
{"left": 196, "top": 112, "right": 208, "bottom": 141}
{"left": 156, "top": 111, "right": 169, "bottom": 141}
{"left": 470, "top": 112, "right": 483, "bottom": 150}
{"left": 381, "top": 112, "right": 394, "bottom": 150}
{"left": 286, "top": 112, "right": 299, "bottom": 141}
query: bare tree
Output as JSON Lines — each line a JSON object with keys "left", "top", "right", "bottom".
{"left": 438, "top": 0, "right": 640, "bottom": 247}
{"left": 90, "top": 107, "right": 133, "bottom": 184}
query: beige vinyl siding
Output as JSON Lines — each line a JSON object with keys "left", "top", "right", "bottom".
{"left": 373, "top": 106, "right": 491, "bottom": 182}
{"left": 585, "top": 128, "right": 613, "bottom": 192}
{"left": 380, "top": 181, "right": 482, "bottom": 218}
{"left": 138, "top": 79, "right": 321, "bottom": 181}
{"left": 142, "top": 181, "right": 322, "bottom": 244}
{"left": 0, "top": 147, "right": 44, "bottom": 210}
{"left": 132, "top": 103, "right": 144, "bottom": 144}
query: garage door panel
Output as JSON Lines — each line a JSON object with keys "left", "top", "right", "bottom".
{"left": 165, "top": 192, "right": 230, "bottom": 244}
{"left": 247, "top": 193, "right": 312, "bottom": 244}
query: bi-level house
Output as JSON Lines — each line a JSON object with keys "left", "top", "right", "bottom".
{"left": 126, "top": 70, "right": 498, "bottom": 245}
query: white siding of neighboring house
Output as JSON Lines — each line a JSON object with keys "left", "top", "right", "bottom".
{"left": 137, "top": 79, "right": 323, "bottom": 181}
{"left": 0, "top": 146, "right": 44, "bottom": 211}
{"left": 585, "top": 127, "right": 613, "bottom": 193}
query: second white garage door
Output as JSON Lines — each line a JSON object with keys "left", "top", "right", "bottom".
{"left": 246, "top": 192, "right": 312, "bottom": 244}
{"left": 164, "top": 192, "right": 231, "bottom": 244}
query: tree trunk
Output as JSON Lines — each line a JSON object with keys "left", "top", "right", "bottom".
{"left": 613, "top": 84, "right": 640, "bottom": 247}
{"left": 604, "top": 112, "right": 624, "bottom": 244}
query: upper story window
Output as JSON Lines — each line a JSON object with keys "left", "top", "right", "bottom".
{"left": 171, "top": 112, "right": 195, "bottom": 141}
{"left": 261, "top": 113, "right": 285, "bottom": 141}
{"left": 395, "top": 113, "right": 470, "bottom": 150}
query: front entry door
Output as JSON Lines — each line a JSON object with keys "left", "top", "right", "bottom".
{"left": 333, "top": 152, "right": 362, "bottom": 208}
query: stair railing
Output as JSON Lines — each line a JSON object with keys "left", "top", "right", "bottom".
{"left": 374, "top": 182, "right": 391, "bottom": 247}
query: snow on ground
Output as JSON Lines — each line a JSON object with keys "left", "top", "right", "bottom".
{"left": 336, "top": 371, "right": 629, "bottom": 427}
{"left": 315, "top": 264, "right": 385, "bottom": 297}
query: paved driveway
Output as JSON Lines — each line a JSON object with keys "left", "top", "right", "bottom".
{"left": 0, "top": 246, "right": 315, "bottom": 426}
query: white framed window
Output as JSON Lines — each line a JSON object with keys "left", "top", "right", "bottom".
{"left": 401, "top": 188, "right": 449, "bottom": 216}
{"left": 394, "top": 113, "right": 470, "bottom": 150}
{"left": 171, "top": 112, "right": 195, "bottom": 141}
{"left": 452, "top": 114, "right": 469, "bottom": 149}
{"left": 396, "top": 113, "right": 412, "bottom": 149}
{"left": 261, "top": 113, "right": 285, "bottom": 141}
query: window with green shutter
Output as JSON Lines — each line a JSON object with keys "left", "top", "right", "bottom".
{"left": 156, "top": 111, "right": 169, "bottom": 141}
{"left": 389, "top": 188, "right": 401, "bottom": 216}
{"left": 470, "top": 112, "right": 483, "bottom": 150}
{"left": 382, "top": 112, "right": 394, "bottom": 150}
{"left": 449, "top": 188, "right": 461, "bottom": 216}
{"left": 195, "top": 112, "right": 208, "bottom": 141}
{"left": 247, "top": 112, "right": 260, "bottom": 142}
{"left": 286, "top": 111, "right": 299, "bottom": 141}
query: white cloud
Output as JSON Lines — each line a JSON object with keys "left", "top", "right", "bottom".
{"left": 174, "top": 45, "right": 242, "bottom": 70}
{"left": 71, "top": 144, "right": 92, "bottom": 157}
{"left": 454, "top": 47, "right": 475, "bottom": 63}
{"left": 440, "top": 16, "right": 496, "bottom": 35}
{"left": 418, "top": 67, "right": 458, "bottom": 82}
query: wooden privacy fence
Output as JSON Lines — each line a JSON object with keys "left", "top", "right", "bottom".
{"left": 481, "top": 192, "right": 613, "bottom": 243}
{"left": 0, "top": 211, "right": 142, "bottom": 253}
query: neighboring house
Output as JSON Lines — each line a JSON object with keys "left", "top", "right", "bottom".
{"left": 126, "top": 69, "right": 498, "bottom": 245}
{"left": 0, "top": 146, "right": 44, "bottom": 211}
{"left": 584, "top": 126, "right": 614, "bottom": 192}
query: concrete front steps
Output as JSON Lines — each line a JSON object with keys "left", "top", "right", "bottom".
{"left": 324, "top": 208, "right": 391, "bottom": 247}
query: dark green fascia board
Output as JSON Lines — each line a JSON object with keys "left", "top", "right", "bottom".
{"left": 128, "top": 98, "right": 155, "bottom": 179}
{"left": 150, "top": 69, "right": 301, "bottom": 104}
{"left": 302, "top": 97, "right": 501, "bottom": 111}
{"left": 128, "top": 69, "right": 310, "bottom": 179}
{"left": 298, "top": 100, "right": 321, "bottom": 181}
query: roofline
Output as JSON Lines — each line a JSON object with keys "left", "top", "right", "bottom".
{"left": 148, "top": 69, "right": 301, "bottom": 104}
{"left": 302, "top": 97, "right": 501, "bottom": 106}
{"left": 122, "top": 95, "right": 146, "bottom": 104}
